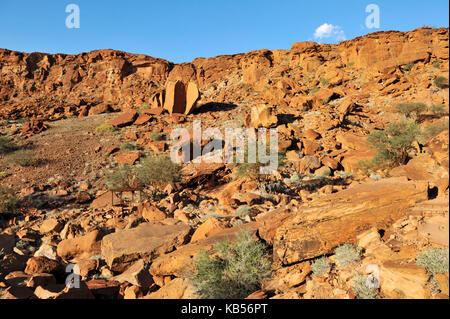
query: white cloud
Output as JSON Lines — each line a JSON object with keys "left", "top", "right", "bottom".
{"left": 313, "top": 23, "right": 346, "bottom": 42}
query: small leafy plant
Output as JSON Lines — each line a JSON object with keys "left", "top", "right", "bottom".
{"left": 416, "top": 247, "right": 449, "bottom": 275}
{"left": 7, "top": 150, "right": 38, "bottom": 167}
{"left": 335, "top": 244, "right": 362, "bottom": 267}
{"left": 351, "top": 275, "right": 379, "bottom": 299}
{"left": 311, "top": 256, "right": 331, "bottom": 277}
{"left": 358, "top": 120, "right": 421, "bottom": 171}
{"left": 0, "top": 187, "right": 20, "bottom": 217}
{"left": 395, "top": 102, "right": 427, "bottom": 119}
{"left": 434, "top": 76, "right": 449, "bottom": 89}
{"left": 191, "top": 230, "right": 272, "bottom": 299}
{"left": 0, "top": 135, "right": 17, "bottom": 154}
{"left": 95, "top": 123, "right": 116, "bottom": 133}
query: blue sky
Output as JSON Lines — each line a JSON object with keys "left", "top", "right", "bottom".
{"left": 0, "top": 0, "right": 448, "bottom": 63}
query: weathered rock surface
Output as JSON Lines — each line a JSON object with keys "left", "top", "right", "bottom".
{"left": 101, "top": 222, "right": 191, "bottom": 272}
{"left": 273, "top": 178, "right": 429, "bottom": 265}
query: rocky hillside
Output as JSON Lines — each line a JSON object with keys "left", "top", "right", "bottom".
{"left": 0, "top": 27, "right": 449, "bottom": 299}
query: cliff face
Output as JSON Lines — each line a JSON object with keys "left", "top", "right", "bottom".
{"left": 0, "top": 27, "right": 448, "bottom": 120}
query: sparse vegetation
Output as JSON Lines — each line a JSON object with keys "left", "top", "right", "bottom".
{"left": 0, "top": 186, "right": 20, "bottom": 217}
{"left": 311, "top": 256, "right": 331, "bottom": 277}
{"left": 429, "top": 104, "right": 447, "bottom": 115}
{"left": 395, "top": 102, "right": 427, "bottom": 119}
{"left": 351, "top": 275, "right": 379, "bottom": 299}
{"left": 136, "top": 155, "right": 182, "bottom": 188}
{"left": 416, "top": 247, "right": 449, "bottom": 275}
{"left": 401, "top": 62, "right": 415, "bottom": 73}
{"left": 104, "top": 164, "right": 138, "bottom": 190}
{"left": 432, "top": 61, "right": 442, "bottom": 68}
{"left": 422, "top": 121, "right": 449, "bottom": 139}
{"left": 149, "top": 132, "right": 164, "bottom": 141}
{"left": 233, "top": 205, "right": 252, "bottom": 218}
{"left": 0, "top": 171, "right": 10, "bottom": 180}
{"left": 359, "top": 120, "right": 421, "bottom": 171}
{"left": 0, "top": 135, "right": 16, "bottom": 154}
{"left": 191, "top": 230, "right": 272, "bottom": 299}
{"left": 320, "top": 78, "right": 330, "bottom": 86}
{"left": 335, "top": 244, "right": 362, "bottom": 267}
{"left": 7, "top": 150, "right": 38, "bottom": 167}
{"left": 120, "top": 142, "right": 138, "bottom": 151}
{"left": 434, "top": 76, "right": 449, "bottom": 89}
{"left": 95, "top": 123, "right": 116, "bottom": 133}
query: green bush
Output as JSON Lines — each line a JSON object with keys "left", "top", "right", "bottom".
{"left": 395, "top": 102, "right": 427, "bottom": 118}
{"left": 351, "top": 275, "right": 379, "bottom": 299}
{"left": 422, "top": 121, "right": 449, "bottom": 139}
{"left": 191, "top": 230, "right": 272, "bottom": 299}
{"left": 233, "top": 205, "right": 252, "bottom": 218}
{"left": 0, "top": 171, "right": 10, "bottom": 180}
{"left": 434, "top": 76, "right": 449, "bottom": 89}
{"left": 429, "top": 104, "right": 447, "bottom": 115}
{"left": 136, "top": 155, "right": 181, "bottom": 188}
{"left": 335, "top": 244, "right": 362, "bottom": 267}
{"left": 416, "top": 247, "right": 449, "bottom": 275}
{"left": 120, "top": 142, "right": 138, "bottom": 151}
{"left": 401, "top": 62, "right": 415, "bottom": 73}
{"left": 359, "top": 120, "right": 421, "bottom": 170}
{"left": 149, "top": 132, "right": 164, "bottom": 141}
{"left": 0, "top": 187, "right": 20, "bottom": 217}
{"left": 104, "top": 165, "right": 138, "bottom": 190}
{"left": 95, "top": 123, "right": 116, "bottom": 133}
{"left": 7, "top": 150, "right": 38, "bottom": 167}
{"left": 311, "top": 256, "right": 331, "bottom": 277}
{"left": 0, "top": 136, "right": 16, "bottom": 154}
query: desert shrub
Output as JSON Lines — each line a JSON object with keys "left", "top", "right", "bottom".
{"left": 139, "top": 104, "right": 150, "bottom": 113}
{"left": 136, "top": 155, "right": 181, "bottom": 188}
{"left": 104, "top": 164, "right": 138, "bottom": 190}
{"left": 351, "top": 276, "right": 379, "bottom": 299}
{"left": 320, "top": 78, "right": 330, "bottom": 85}
{"left": 120, "top": 142, "right": 138, "bottom": 151}
{"left": 359, "top": 120, "right": 421, "bottom": 171}
{"left": 432, "top": 61, "right": 442, "bottom": 68}
{"left": 0, "top": 171, "right": 10, "bottom": 180}
{"left": 311, "top": 256, "right": 331, "bottom": 277}
{"left": 401, "top": 62, "right": 415, "bottom": 73}
{"left": 7, "top": 150, "right": 38, "bottom": 167}
{"left": 416, "top": 247, "right": 449, "bottom": 275}
{"left": 434, "top": 76, "right": 449, "bottom": 89}
{"left": 335, "top": 244, "right": 362, "bottom": 267}
{"left": 429, "top": 104, "right": 447, "bottom": 115}
{"left": 149, "top": 132, "right": 164, "bottom": 141}
{"left": 422, "top": 121, "right": 449, "bottom": 139}
{"left": 191, "top": 230, "right": 272, "bottom": 299}
{"left": 233, "top": 205, "right": 252, "bottom": 218}
{"left": 95, "top": 123, "right": 115, "bottom": 133}
{"left": 0, "top": 187, "right": 20, "bottom": 217}
{"left": 0, "top": 136, "right": 17, "bottom": 154}
{"left": 395, "top": 102, "right": 427, "bottom": 118}
{"left": 234, "top": 143, "right": 285, "bottom": 179}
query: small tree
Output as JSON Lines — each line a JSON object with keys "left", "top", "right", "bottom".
{"left": 191, "top": 230, "right": 272, "bottom": 299}
{"left": 0, "top": 187, "right": 20, "bottom": 218}
{"left": 434, "top": 76, "right": 449, "bottom": 89}
{"left": 0, "top": 136, "right": 16, "bottom": 154}
{"left": 104, "top": 164, "right": 138, "bottom": 190}
{"left": 136, "top": 155, "right": 181, "bottom": 189}
{"left": 395, "top": 102, "right": 426, "bottom": 119}
{"left": 360, "top": 120, "right": 421, "bottom": 170}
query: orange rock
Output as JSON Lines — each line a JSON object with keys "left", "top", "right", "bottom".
{"left": 142, "top": 205, "right": 167, "bottom": 222}
{"left": 164, "top": 80, "right": 186, "bottom": 114}
{"left": 190, "top": 217, "right": 227, "bottom": 243}
{"left": 185, "top": 82, "right": 199, "bottom": 115}
{"left": 109, "top": 111, "right": 138, "bottom": 127}
{"left": 114, "top": 151, "right": 141, "bottom": 165}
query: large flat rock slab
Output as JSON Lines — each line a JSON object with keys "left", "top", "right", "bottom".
{"left": 273, "top": 177, "right": 429, "bottom": 265}
{"left": 101, "top": 222, "right": 191, "bottom": 272}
